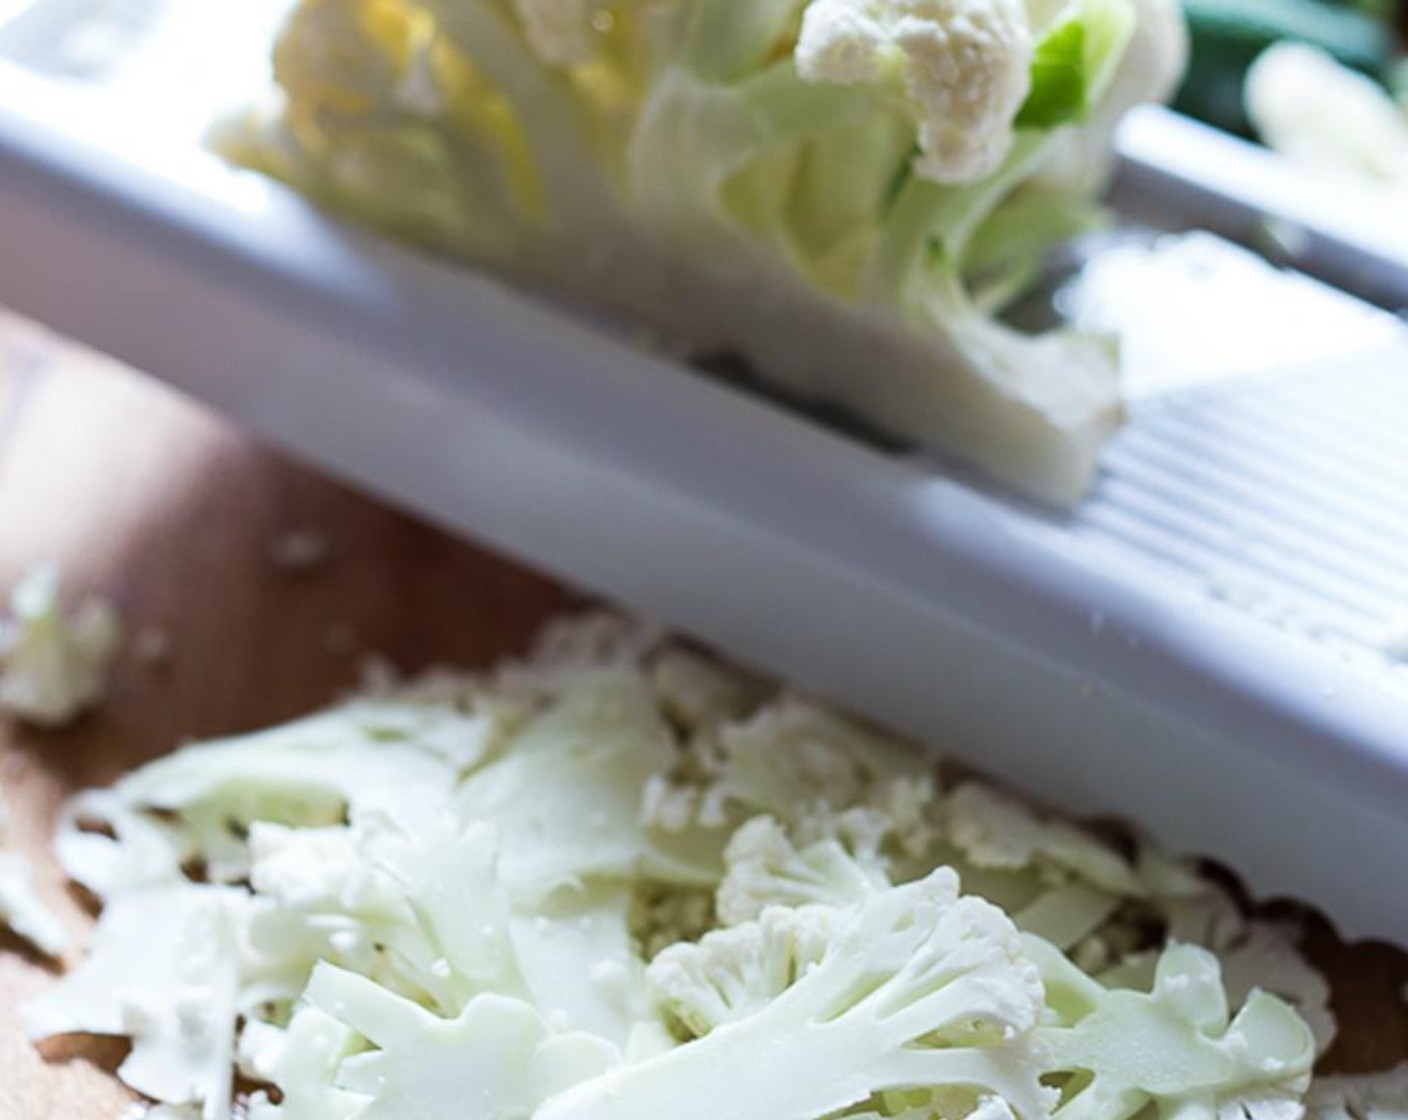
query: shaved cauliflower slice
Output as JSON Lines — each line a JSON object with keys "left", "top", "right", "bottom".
{"left": 104, "top": 703, "right": 463, "bottom": 881}
{"left": 306, "top": 963, "right": 619, "bottom": 1120}
{"left": 245, "top": 1007, "right": 370, "bottom": 1120}
{"left": 1029, "top": 936, "right": 1315, "bottom": 1120}
{"left": 507, "top": 880, "right": 652, "bottom": 1044}
{"left": 453, "top": 668, "right": 712, "bottom": 898}
{"left": 25, "top": 884, "right": 245, "bottom": 1120}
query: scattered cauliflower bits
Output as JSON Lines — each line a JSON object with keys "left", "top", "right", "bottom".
{"left": 0, "top": 564, "right": 120, "bottom": 727}
{"left": 22, "top": 613, "right": 1367, "bottom": 1120}
{"left": 220, "top": 0, "right": 1187, "bottom": 503}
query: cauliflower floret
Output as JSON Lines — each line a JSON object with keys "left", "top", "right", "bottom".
{"left": 717, "top": 696, "right": 934, "bottom": 823}
{"left": 716, "top": 815, "right": 889, "bottom": 924}
{"left": 495, "top": 612, "right": 665, "bottom": 697}
{"left": 647, "top": 647, "right": 764, "bottom": 734}
{"left": 0, "top": 565, "right": 120, "bottom": 727}
{"left": 541, "top": 867, "right": 1053, "bottom": 1120}
{"left": 648, "top": 902, "right": 834, "bottom": 1037}
{"left": 796, "top": 0, "right": 1034, "bottom": 183}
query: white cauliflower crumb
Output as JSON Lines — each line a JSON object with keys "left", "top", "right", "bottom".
{"left": 356, "top": 652, "right": 400, "bottom": 695}
{"left": 322, "top": 622, "right": 358, "bottom": 656}
{"left": 268, "top": 527, "right": 333, "bottom": 573}
{"left": 0, "top": 565, "right": 121, "bottom": 727}
{"left": 648, "top": 648, "right": 761, "bottom": 732}
{"left": 796, "top": 0, "right": 1033, "bottom": 183}
{"left": 135, "top": 627, "right": 173, "bottom": 668}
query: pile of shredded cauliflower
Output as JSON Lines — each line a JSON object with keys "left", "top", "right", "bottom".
{"left": 10, "top": 612, "right": 1401, "bottom": 1120}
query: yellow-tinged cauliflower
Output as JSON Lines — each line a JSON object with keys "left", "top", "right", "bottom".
{"left": 224, "top": 0, "right": 1188, "bottom": 503}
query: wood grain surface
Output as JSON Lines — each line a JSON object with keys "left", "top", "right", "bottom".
{"left": 0, "top": 310, "right": 1403, "bottom": 1118}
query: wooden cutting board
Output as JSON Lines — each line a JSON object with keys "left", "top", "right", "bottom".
{"left": 0, "top": 311, "right": 1403, "bottom": 1118}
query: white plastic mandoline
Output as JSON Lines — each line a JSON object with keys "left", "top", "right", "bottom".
{"left": 1, "top": 1, "right": 1407, "bottom": 939}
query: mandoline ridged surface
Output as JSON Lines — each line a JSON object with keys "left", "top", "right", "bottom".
{"left": 1070, "top": 342, "right": 1408, "bottom": 690}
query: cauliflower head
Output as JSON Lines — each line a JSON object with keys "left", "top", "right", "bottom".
{"left": 224, "top": 0, "right": 1188, "bottom": 502}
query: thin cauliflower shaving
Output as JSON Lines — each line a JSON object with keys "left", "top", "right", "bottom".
{"left": 221, "top": 0, "right": 1188, "bottom": 502}
{"left": 21, "top": 613, "right": 1372, "bottom": 1120}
